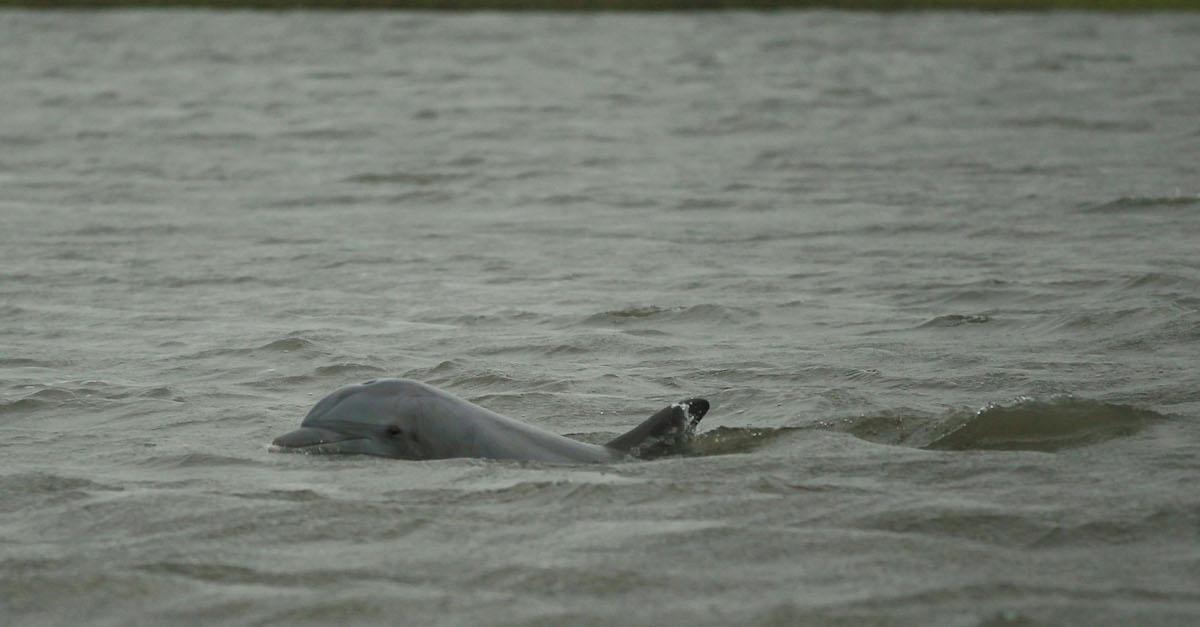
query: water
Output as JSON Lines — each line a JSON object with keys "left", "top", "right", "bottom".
{"left": 2, "top": 10, "right": 1199, "bottom": 626}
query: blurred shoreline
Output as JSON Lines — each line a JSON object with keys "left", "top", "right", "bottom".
{"left": 2, "top": 0, "right": 1198, "bottom": 11}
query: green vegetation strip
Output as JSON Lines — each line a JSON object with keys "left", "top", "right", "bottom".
{"left": 2, "top": 0, "right": 1198, "bottom": 9}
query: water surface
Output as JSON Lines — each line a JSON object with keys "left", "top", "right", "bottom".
{"left": 2, "top": 11, "right": 1199, "bottom": 626}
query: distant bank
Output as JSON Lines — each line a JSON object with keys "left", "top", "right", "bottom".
{"left": 2, "top": 0, "right": 1198, "bottom": 9}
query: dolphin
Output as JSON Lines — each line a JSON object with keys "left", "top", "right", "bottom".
{"left": 270, "top": 378, "right": 710, "bottom": 463}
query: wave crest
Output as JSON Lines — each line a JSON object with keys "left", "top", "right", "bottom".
{"left": 832, "top": 397, "right": 1163, "bottom": 452}
{"left": 581, "top": 304, "right": 757, "bottom": 326}
{"left": 925, "top": 398, "right": 1162, "bottom": 452}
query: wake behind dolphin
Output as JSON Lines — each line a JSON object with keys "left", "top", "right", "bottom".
{"left": 271, "top": 378, "right": 710, "bottom": 463}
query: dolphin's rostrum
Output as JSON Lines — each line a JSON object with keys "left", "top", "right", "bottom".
{"left": 271, "top": 378, "right": 710, "bottom": 463}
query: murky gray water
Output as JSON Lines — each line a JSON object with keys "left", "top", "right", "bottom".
{"left": 2, "top": 10, "right": 1199, "bottom": 626}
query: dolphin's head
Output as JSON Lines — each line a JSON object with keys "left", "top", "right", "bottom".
{"left": 270, "top": 379, "right": 430, "bottom": 459}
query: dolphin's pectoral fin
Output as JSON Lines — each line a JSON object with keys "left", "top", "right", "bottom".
{"left": 606, "top": 398, "right": 710, "bottom": 459}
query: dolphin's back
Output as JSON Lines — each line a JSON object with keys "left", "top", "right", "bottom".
{"left": 462, "top": 405, "right": 619, "bottom": 463}
{"left": 403, "top": 381, "right": 622, "bottom": 463}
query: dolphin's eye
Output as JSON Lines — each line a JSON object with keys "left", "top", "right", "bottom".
{"left": 386, "top": 425, "right": 403, "bottom": 437}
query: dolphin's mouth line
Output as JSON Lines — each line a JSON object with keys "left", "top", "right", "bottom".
{"left": 270, "top": 426, "right": 365, "bottom": 454}
{"left": 268, "top": 438, "right": 366, "bottom": 454}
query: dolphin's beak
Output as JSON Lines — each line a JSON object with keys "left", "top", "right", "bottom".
{"left": 269, "top": 427, "right": 359, "bottom": 453}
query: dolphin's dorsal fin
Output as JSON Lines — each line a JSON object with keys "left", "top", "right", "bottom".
{"left": 606, "top": 399, "right": 710, "bottom": 458}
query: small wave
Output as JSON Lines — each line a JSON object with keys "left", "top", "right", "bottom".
{"left": 917, "top": 314, "right": 993, "bottom": 329}
{"left": 540, "top": 193, "right": 593, "bottom": 206}
{"left": 589, "top": 305, "right": 669, "bottom": 321}
{"left": 136, "top": 562, "right": 384, "bottom": 587}
{"left": 581, "top": 304, "right": 757, "bottom": 327}
{"left": 1118, "top": 272, "right": 1198, "bottom": 291}
{"left": 0, "top": 382, "right": 147, "bottom": 415}
{"left": 260, "top": 337, "right": 318, "bottom": 353}
{"left": 438, "top": 372, "right": 520, "bottom": 389}
{"left": 1031, "top": 502, "right": 1200, "bottom": 548}
{"left": 0, "top": 473, "right": 123, "bottom": 513}
{"left": 826, "top": 411, "right": 926, "bottom": 447}
{"left": 168, "top": 131, "right": 256, "bottom": 143}
{"left": 468, "top": 563, "right": 656, "bottom": 596}
{"left": 621, "top": 329, "right": 670, "bottom": 337}
{"left": 230, "top": 489, "right": 326, "bottom": 502}
{"left": 457, "top": 480, "right": 629, "bottom": 506}
{"left": 1003, "top": 116, "right": 1150, "bottom": 133}
{"left": 926, "top": 398, "right": 1162, "bottom": 452}
{"left": 403, "top": 359, "right": 468, "bottom": 381}
{"left": 183, "top": 335, "right": 323, "bottom": 359}
{"left": 675, "top": 197, "right": 729, "bottom": 211}
{"left": 0, "top": 472, "right": 120, "bottom": 495}
{"left": 137, "top": 453, "right": 265, "bottom": 469}
{"left": 160, "top": 275, "right": 264, "bottom": 288}
{"left": 829, "top": 397, "right": 1164, "bottom": 452}
{"left": 467, "top": 391, "right": 561, "bottom": 409}
{"left": 1036, "top": 307, "right": 1157, "bottom": 334}
{"left": 342, "top": 171, "right": 463, "bottom": 186}
{"left": 0, "top": 396, "right": 49, "bottom": 415}
{"left": 689, "top": 426, "right": 803, "bottom": 457}
{"left": 0, "top": 133, "right": 43, "bottom": 147}
{"left": 313, "top": 363, "right": 385, "bottom": 378}
{"left": 1084, "top": 195, "right": 1200, "bottom": 214}
{"left": 0, "top": 357, "right": 63, "bottom": 368}
{"left": 263, "top": 194, "right": 371, "bottom": 209}
{"left": 319, "top": 256, "right": 401, "bottom": 269}
{"left": 279, "top": 127, "right": 374, "bottom": 141}
{"left": 854, "top": 506, "right": 1053, "bottom": 548}
{"left": 65, "top": 223, "right": 185, "bottom": 237}
{"left": 242, "top": 373, "right": 316, "bottom": 389}
{"left": 138, "top": 386, "right": 183, "bottom": 401}
{"left": 544, "top": 343, "right": 590, "bottom": 356}
{"left": 257, "top": 237, "right": 323, "bottom": 245}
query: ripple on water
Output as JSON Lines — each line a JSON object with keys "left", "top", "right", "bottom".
{"left": 1083, "top": 195, "right": 1200, "bottom": 214}
{"left": 313, "top": 363, "right": 385, "bottom": 378}
{"left": 184, "top": 336, "right": 325, "bottom": 360}
{"left": 916, "top": 314, "right": 993, "bottom": 329}
{"left": 1116, "top": 272, "right": 1200, "bottom": 292}
{"left": 0, "top": 381, "right": 181, "bottom": 416}
{"left": 242, "top": 357, "right": 388, "bottom": 386}
{"left": 689, "top": 426, "right": 804, "bottom": 457}
{"left": 0, "top": 357, "right": 67, "bottom": 368}
{"left": 1002, "top": 116, "right": 1152, "bottom": 133}
{"left": 1030, "top": 502, "right": 1200, "bottom": 549}
{"left": 853, "top": 506, "right": 1054, "bottom": 548}
{"left": 136, "top": 453, "right": 266, "bottom": 469}
{"left": 342, "top": 171, "right": 466, "bottom": 186}
{"left": 0, "top": 473, "right": 124, "bottom": 513}
{"left": 229, "top": 489, "right": 327, "bottom": 503}
{"left": 580, "top": 304, "right": 758, "bottom": 327}
{"left": 135, "top": 562, "right": 419, "bottom": 588}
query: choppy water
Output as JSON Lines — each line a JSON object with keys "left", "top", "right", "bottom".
{"left": 3, "top": 10, "right": 1200, "bottom": 626}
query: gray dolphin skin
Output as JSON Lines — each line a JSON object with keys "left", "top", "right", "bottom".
{"left": 270, "top": 378, "right": 710, "bottom": 463}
